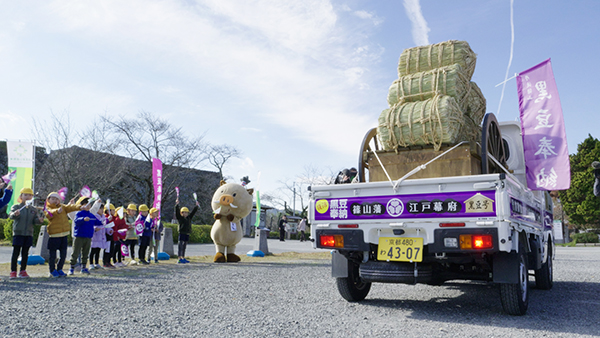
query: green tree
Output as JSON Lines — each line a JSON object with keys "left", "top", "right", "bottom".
{"left": 559, "top": 135, "right": 600, "bottom": 228}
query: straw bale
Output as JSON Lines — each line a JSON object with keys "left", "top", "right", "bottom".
{"left": 387, "top": 64, "right": 470, "bottom": 108}
{"left": 398, "top": 40, "right": 477, "bottom": 79}
{"left": 466, "top": 81, "right": 486, "bottom": 125}
{"left": 378, "top": 95, "right": 467, "bottom": 151}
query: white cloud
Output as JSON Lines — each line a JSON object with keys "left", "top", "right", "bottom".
{"left": 0, "top": 112, "right": 25, "bottom": 124}
{"left": 403, "top": 0, "right": 430, "bottom": 46}
{"left": 240, "top": 127, "right": 262, "bottom": 133}
{"left": 162, "top": 86, "right": 180, "bottom": 94}
{"left": 2, "top": 1, "right": 383, "bottom": 156}
{"left": 353, "top": 10, "right": 383, "bottom": 26}
{"left": 241, "top": 157, "right": 255, "bottom": 170}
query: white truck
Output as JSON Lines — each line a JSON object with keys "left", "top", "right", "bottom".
{"left": 309, "top": 115, "right": 554, "bottom": 315}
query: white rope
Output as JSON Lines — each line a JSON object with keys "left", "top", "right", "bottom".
{"left": 393, "top": 141, "right": 469, "bottom": 190}
{"left": 496, "top": 0, "right": 515, "bottom": 116}
{"left": 371, "top": 150, "right": 394, "bottom": 187}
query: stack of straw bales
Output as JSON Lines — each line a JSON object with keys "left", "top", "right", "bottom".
{"left": 378, "top": 40, "right": 486, "bottom": 151}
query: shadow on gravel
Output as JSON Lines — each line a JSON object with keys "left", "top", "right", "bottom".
{"left": 234, "top": 261, "right": 331, "bottom": 269}
{"left": 361, "top": 280, "right": 600, "bottom": 337}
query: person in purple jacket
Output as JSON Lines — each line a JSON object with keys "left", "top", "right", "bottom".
{"left": 137, "top": 205, "right": 151, "bottom": 265}
{"left": 68, "top": 197, "right": 102, "bottom": 275}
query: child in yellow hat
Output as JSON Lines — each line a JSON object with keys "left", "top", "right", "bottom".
{"left": 146, "top": 207, "right": 164, "bottom": 263}
{"left": 45, "top": 192, "right": 82, "bottom": 277}
{"left": 124, "top": 204, "right": 139, "bottom": 265}
{"left": 8, "top": 187, "right": 43, "bottom": 279}
{"left": 136, "top": 204, "right": 151, "bottom": 265}
{"left": 175, "top": 198, "right": 199, "bottom": 264}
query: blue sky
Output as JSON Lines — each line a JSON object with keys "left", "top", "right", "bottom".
{"left": 1, "top": 1, "right": 598, "bottom": 203}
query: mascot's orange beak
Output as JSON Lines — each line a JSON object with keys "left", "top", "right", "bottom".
{"left": 219, "top": 194, "right": 234, "bottom": 206}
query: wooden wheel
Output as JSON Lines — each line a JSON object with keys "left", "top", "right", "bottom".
{"left": 358, "top": 128, "right": 379, "bottom": 182}
{"left": 481, "top": 113, "right": 507, "bottom": 174}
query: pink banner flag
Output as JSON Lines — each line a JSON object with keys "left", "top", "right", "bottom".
{"left": 152, "top": 158, "right": 163, "bottom": 219}
{"left": 121, "top": 243, "right": 130, "bottom": 258}
{"left": 2, "top": 170, "right": 16, "bottom": 184}
{"left": 57, "top": 187, "right": 68, "bottom": 201}
{"left": 135, "top": 215, "right": 145, "bottom": 236}
{"left": 80, "top": 185, "right": 92, "bottom": 198}
{"left": 517, "top": 59, "right": 570, "bottom": 190}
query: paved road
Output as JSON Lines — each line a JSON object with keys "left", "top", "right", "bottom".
{"left": 0, "top": 246, "right": 598, "bottom": 337}
{"left": 0, "top": 237, "right": 326, "bottom": 263}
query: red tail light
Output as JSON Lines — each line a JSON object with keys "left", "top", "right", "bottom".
{"left": 460, "top": 234, "right": 493, "bottom": 250}
{"left": 338, "top": 224, "right": 358, "bottom": 228}
{"left": 320, "top": 234, "right": 344, "bottom": 248}
{"left": 439, "top": 223, "right": 465, "bottom": 227}
{"left": 473, "top": 235, "right": 493, "bottom": 249}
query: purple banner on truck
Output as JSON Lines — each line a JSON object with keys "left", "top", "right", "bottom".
{"left": 314, "top": 190, "right": 496, "bottom": 221}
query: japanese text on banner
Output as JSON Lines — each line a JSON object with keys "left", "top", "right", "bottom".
{"left": 517, "top": 59, "right": 570, "bottom": 190}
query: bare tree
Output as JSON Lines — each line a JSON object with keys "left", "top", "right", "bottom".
{"left": 96, "top": 111, "right": 209, "bottom": 206}
{"left": 206, "top": 144, "right": 241, "bottom": 181}
{"left": 33, "top": 110, "right": 130, "bottom": 201}
{"left": 264, "top": 164, "right": 335, "bottom": 216}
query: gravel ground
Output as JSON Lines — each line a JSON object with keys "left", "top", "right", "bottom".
{"left": 0, "top": 247, "right": 598, "bottom": 338}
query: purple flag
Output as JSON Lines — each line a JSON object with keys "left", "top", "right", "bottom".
{"left": 2, "top": 170, "right": 16, "bottom": 184}
{"left": 121, "top": 243, "right": 130, "bottom": 258}
{"left": 152, "top": 158, "right": 163, "bottom": 219}
{"left": 57, "top": 187, "right": 68, "bottom": 201}
{"left": 517, "top": 59, "right": 570, "bottom": 190}
{"left": 135, "top": 215, "right": 145, "bottom": 235}
{"left": 80, "top": 185, "right": 92, "bottom": 198}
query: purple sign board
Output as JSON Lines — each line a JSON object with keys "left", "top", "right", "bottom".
{"left": 314, "top": 191, "right": 496, "bottom": 221}
{"left": 517, "top": 59, "right": 570, "bottom": 190}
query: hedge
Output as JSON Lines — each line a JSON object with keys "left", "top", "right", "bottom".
{"left": 0, "top": 218, "right": 11, "bottom": 240}
{"left": 570, "top": 232, "right": 600, "bottom": 243}
{"left": 1, "top": 218, "right": 214, "bottom": 245}
{"left": 162, "top": 222, "right": 213, "bottom": 244}
{"left": 2, "top": 218, "right": 50, "bottom": 246}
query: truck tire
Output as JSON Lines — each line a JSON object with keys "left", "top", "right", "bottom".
{"left": 500, "top": 244, "right": 529, "bottom": 316}
{"left": 535, "top": 242, "right": 553, "bottom": 290}
{"left": 336, "top": 261, "right": 371, "bottom": 302}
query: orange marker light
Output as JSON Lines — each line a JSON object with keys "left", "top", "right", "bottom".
{"left": 459, "top": 234, "right": 472, "bottom": 249}
{"left": 320, "top": 235, "right": 344, "bottom": 248}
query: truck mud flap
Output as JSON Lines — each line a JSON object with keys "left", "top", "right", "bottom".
{"left": 493, "top": 251, "right": 520, "bottom": 284}
{"left": 332, "top": 251, "right": 349, "bottom": 278}
{"left": 359, "top": 261, "right": 432, "bottom": 284}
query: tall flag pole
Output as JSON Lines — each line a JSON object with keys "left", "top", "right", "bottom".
{"left": 254, "top": 172, "right": 261, "bottom": 228}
